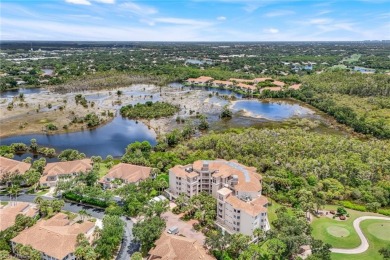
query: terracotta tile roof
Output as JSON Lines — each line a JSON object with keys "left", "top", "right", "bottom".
{"left": 217, "top": 187, "right": 232, "bottom": 196}
{"left": 187, "top": 76, "right": 214, "bottom": 84}
{"left": 272, "top": 81, "right": 286, "bottom": 87}
{"left": 148, "top": 233, "right": 215, "bottom": 260}
{"left": 0, "top": 157, "right": 31, "bottom": 178}
{"left": 11, "top": 213, "right": 95, "bottom": 260}
{"left": 225, "top": 195, "right": 268, "bottom": 217}
{"left": 40, "top": 159, "right": 92, "bottom": 183}
{"left": 212, "top": 80, "right": 233, "bottom": 86}
{"left": 0, "top": 202, "right": 38, "bottom": 231}
{"left": 99, "top": 163, "right": 151, "bottom": 184}
{"left": 289, "top": 83, "right": 302, "bottom": 90}
{"left": 193, "top": 160, "right": 262, "bottom": 193}
{"left": 169, "top": 165, "right": 198, "bottom": 178}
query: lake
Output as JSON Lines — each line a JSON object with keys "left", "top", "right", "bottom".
{"left": 1, "top": 83, "right": 317, "bottom": 160}
{"left": 0, "top": 87, "right": 45, "bottom": 98}
{"left": 231, "top": 100, "right": 314, "bottom": 120}
{"left": 0, "top": 116, "right": 157, "bottom": 158}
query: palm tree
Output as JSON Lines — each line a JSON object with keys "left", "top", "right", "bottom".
{"left": 253, "top": 228, "right": 265, "bottom": 243}
{"left": 79, "top": 209, "right": 88, "bottom": 222}
{"left": 7, "top": 184, "right": 20, "bottom": 205}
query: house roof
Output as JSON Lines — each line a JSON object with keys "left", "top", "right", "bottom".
{"left": 11, "top": 213, "right": 95, "bottom": 259}
{"left": 41, "top": 159, "right": 92, "bottom": 183}
{"left": 0, "top": 157, "right": 31, "bottom": 178}
{"left": 212, "top": 80, "right": 233, "bottom": 85}
{"left": 148, "top": 233, "right": 215, "bottom": 260}
{"left": 169, "top": 165, "right": 198, "bottom": 178}
{"left": 187, "top": 76, "right": 214, "bottom": 83}
{"left": 289, "top": 83, "right": 302, "bottom": 90}
{"left": 0, "top": 202, "right": 38, "bottom": 231}
{"left": 272, "top": 81, "right": 286, "bottom": 87}
{"left": 225, "top": 195, "right": 268, "bottom": 217}
{"left": 99, "top": 163, "right": 151, "bottom": 184}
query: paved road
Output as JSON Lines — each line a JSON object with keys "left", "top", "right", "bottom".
{"left": 0, "top": 194, "right": 137, "bottom": 260}
{"left": 331, "top": 216, "right": 390, "bottom": 254}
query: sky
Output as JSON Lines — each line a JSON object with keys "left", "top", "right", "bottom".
{"left": 1, "top": 0, "right": 389, "bottom": 41}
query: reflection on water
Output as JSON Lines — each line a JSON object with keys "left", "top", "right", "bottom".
{"left": 0, "top": 116, "right": 156, "bottom": 158}
{"left": 231, "top": 100, "right": 314, "bottom": 120}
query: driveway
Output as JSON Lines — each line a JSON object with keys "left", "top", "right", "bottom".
{"left": 331, "top": 216, "right": 390, "bottom": 254}
{"left": 162, "top": 211, "right": 206, "bottom": 245}
{"left": 0, "top": 194, "right": 136, "bottom": 260}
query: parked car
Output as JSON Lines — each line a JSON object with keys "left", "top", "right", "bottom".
{"left": 167, "top": 226, "right": 179, "bottom": 235}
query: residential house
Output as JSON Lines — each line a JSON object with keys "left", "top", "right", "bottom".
{"left": 228, "top": 78, "right": 254, "bottom": 84}
{"left": 99, "top": 163, "right": 152, "bottom": 189}
{"left": 148, "top": 233, "right": 215, "bottom": 260}
{"left": 289, "top": 83, "right": 302, "bottom": 90}
{"left": 168, "top": 159, "right": 270, "bottom": 237}
{"left": 212, "top": 80, "right": 233, "bottom": 88}
{"left": 0, "top": 202, "right": 38, "bottom": 231}
{"left": 11, "top": 213, "right": 96, "bottom": 260}
{"left": 236, "top": 83, "right": 257, "bottom": 93}
{"left": 0, "top": 157, "right": 31, "bottom": 187}
{"left": 253, "top": 77, "right": 272, "bottom": 83}
{"left": 186, "top": 76, "right": 214, "bottom": 85}
{"left": 40, "top": 159, "right": 93, "bottom": 187}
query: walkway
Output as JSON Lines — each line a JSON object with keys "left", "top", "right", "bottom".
{"left": 330, "top": 216, "right": 390, "bottom": 254}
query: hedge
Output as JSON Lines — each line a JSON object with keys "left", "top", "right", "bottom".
{"left": 341, "top": 201, "right": 366, "bottom": 212}
{"left": 341, "top": 201, "right": 390, "bottom": 216}
{"left": 63, "top": 192, "right": 109, "bottom": 208}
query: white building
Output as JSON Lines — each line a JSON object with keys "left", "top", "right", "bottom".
{"left": 168, "top": 159, "right": 270, "bottom": 237}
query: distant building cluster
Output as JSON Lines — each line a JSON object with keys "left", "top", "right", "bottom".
{"left": 185, "top": 76, "right": 301, "bottom": 93}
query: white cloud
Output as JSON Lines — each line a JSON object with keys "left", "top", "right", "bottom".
{"left": 264, "top": 10, "right": 295, "bottom": 17}
{"left": 65, "top": 0, "right": 115, "bottom": 4}
{"left": 0, "top": 17, "right": 211, "bottom": 41}
{"left": 308, "top": 18, "right": 332, "bottom": 25}
{"left": 120, "top": 2, "right": 158, "bottom": 16}
{"left": 155, "top": 17, "right": 212, "bottom": 26}
{"left": 93, "top": 0, "right": 115, "bottom": 3}
{"left": 217, "top": 16, "right": 227, "bottom": 21}
{"left": 65, "top": 0, "right": 91, "bottom": 5}
{"left": 263, "top": 28, "right": 279, "bottom": 34}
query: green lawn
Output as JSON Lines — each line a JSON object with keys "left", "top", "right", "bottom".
{"left": 311, "top": 205, "right": 387, "bottom": 260}
{"left": 331, "top": 219, "right": 390, "bottom": 260}
{"left": 1, "top": 201, "right": 8, "bottom": 206}
{"left": 34, "top": 189, "right": 49, "bottom": 196}
{"left": 97, "top": 162, "right": 110, "bottom": 178}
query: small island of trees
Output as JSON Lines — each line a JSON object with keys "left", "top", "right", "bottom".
{"left": 120, "top": 101, "right": 179, "bottom": 119}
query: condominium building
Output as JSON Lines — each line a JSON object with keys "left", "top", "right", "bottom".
{"left": 168, "top": 159, "right": 270, "bottom": 237}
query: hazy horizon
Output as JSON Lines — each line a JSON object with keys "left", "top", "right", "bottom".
{"left": 1, "top": 0, "right": 389, "bottom": 42}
